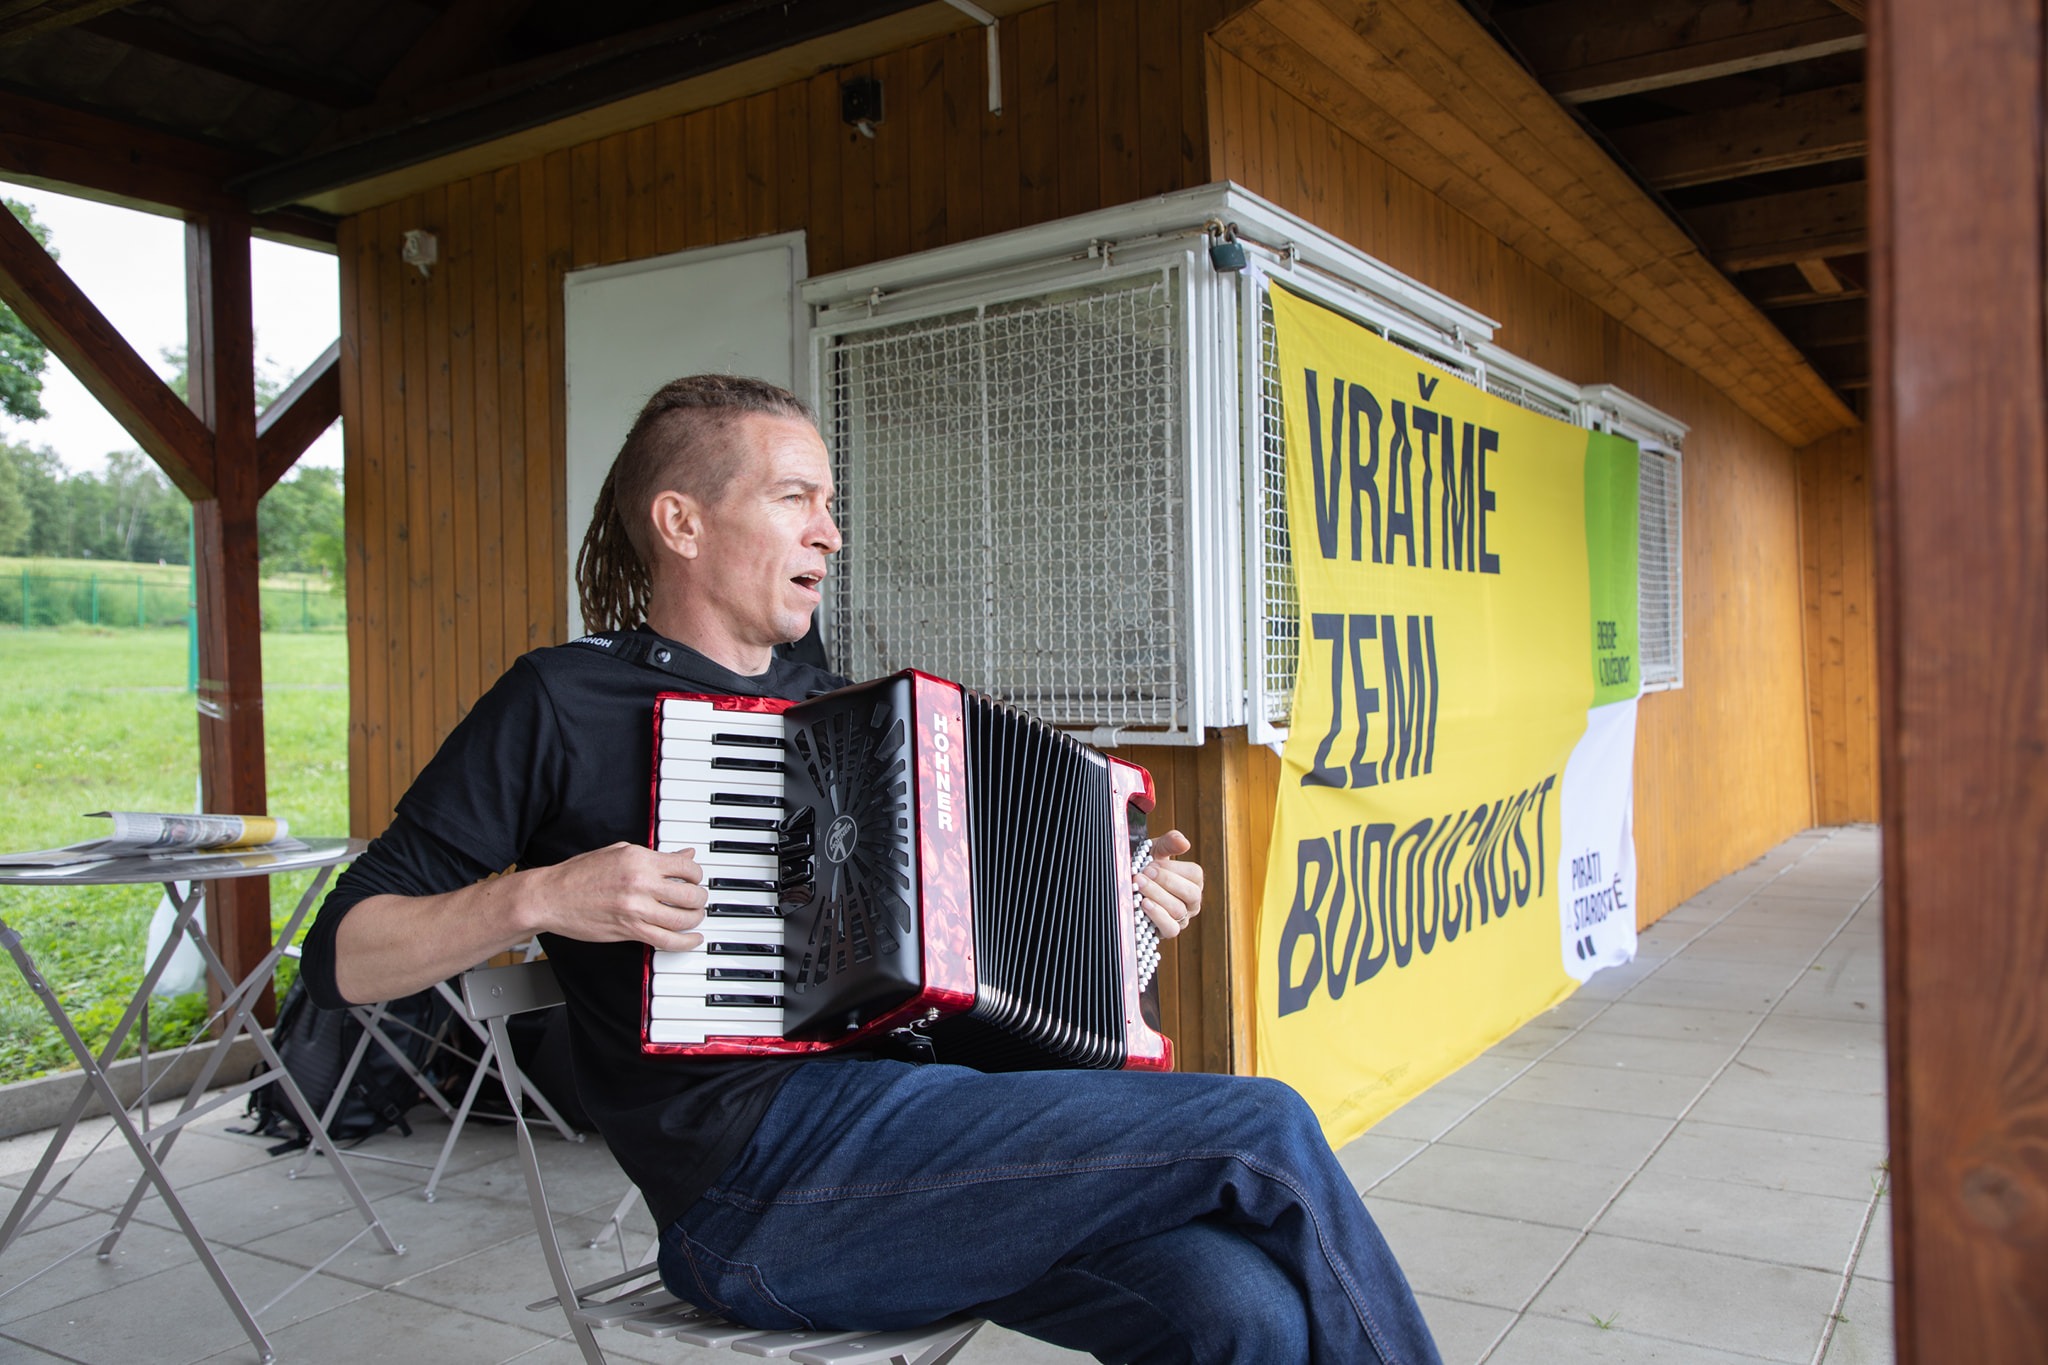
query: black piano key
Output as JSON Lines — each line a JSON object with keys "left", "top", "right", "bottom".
{"left": 708, "top": 839, "right": 779, "bottom": 855}
{"left": 709, "top": 816, "right": 781, "bottom": 831}
{"left": 706, "top": 902, "right": 781, "bottom": 918}
{"left": 711, "top": 792, "right": 783, "bottom": 808}
{"left": 712, "top": 732, "right": 786, "bottom": 749}
{"left": 708, "top": 877, "right": 778, "bottom": 892}
{"left": 705, "top": 941, "right": 781, "bottom": 956}
{"left": 706, "top": 993, "right": 784, "bottom": 1008}
{"left": 712, "top": 756, "right": 787, "bottom": 774}
{"left": 705, "top": 966, "right": 785, "bottom": 982}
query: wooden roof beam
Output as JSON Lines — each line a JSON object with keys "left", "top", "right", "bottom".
{"left": 0, "top": 90, "right": 338, "bottom": 247}
{"left": 1690, "top": 182, "right": 1867, "bottom": 271}
{"left": 372, "top": 0, "right": 541, "bottom": 102}
{"left": 0, "top": 200, "right": 215, "bottom": 497}
{"left": 1496, "top": 0, "right": 1867, "bottom": 104}
{"left": 0, "top": 0, "right": 135, "bottom": 44}
{"left": 1607, "top": 83, "right": 1865, "bottom": 189}
{"left": 254, "top": 339, "right": 339, "bottom": 492}
{"left": 78, "top": 12, "right": 377, "bottom": 110}
{"left": 1794, "top": 257, "right": 1848, "bottom": 294}
{"left": 240, "top": 0, "right": 931, "bottom": 212}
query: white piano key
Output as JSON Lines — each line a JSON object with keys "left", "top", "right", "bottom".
{"left": 657, "top": 760, "right": 785, "bottom": 792}
{"left": 660, "top": 699, "right": 787, "bottom": 730}
{"left": 657, "top": 785, "right": 786, "bottom": 816}
{"left": 648, "top": 997, "right": 783, "bottom": 1027}
{"left": 648, "top": 1020, "right": 780, "bottom": 1045}
{"left": 651, "top": 963, "right": 785, "bottom": 991}
{"left": 659, "top": 735, "right": 788, "bottom": 766}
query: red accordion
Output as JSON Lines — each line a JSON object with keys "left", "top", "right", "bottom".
{"left": 641, "top": 669, "right": 1171, "bottom": 1072}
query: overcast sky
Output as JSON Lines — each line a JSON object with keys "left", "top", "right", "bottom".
{"left": 2, "top": 183, "right": 343, "bottom": 475}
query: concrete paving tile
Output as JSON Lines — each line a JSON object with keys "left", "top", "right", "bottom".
{"left": 1641, "top": 1120, "right": 1887, "bottom": 1203}
{"left": 191, "top": 1280, "right": 558, "bottom": 1364}
{"left": 1428, "top": 1053, "right": 1535, "bottom": 1099}
{"left": 1655, "top": 898, "right": 1733, "bottom": 924}
{"left": 242, "top": 1186, "right": 538, "bottom": 1287}
{"left": 1680, "top": 933, "right": 1831, "bottom": 968}
{"left": 1369, "top": 1087, "right": 1485, "bottom": 1142}
{"left": 1531, "top": 994, "right": 1613, "bottom": 1029}
{"left": 1411, "top": 1291, "right": 1514, "bottom": 1363}
{"left": 1545, "top": 1028, "right": 1737, "bottom": 1079}
{"left": 1594, "top": 1170, "right": 1872, "bottom": 1273}
{"left": 1688, "top": 1070, "right": 1889, "bottom": 1145}
{"left": 1483, "top": 1023, "right": 1576, "bottom": 1061}
{"left": 1438, "top": 1097, "right": 1673, "bottom": 1170}
{"left": 1650, "top": 956, "right": 1808, "bottom": 991}
{"left": 0, "top": 1203, "right": 206, "bottom": 1327}
{"left": 1364, "top": 1199, "right": 1582, "bottom": 1311}
{"left": 1486, "top": 1312, "right": 1785, "bottom": 1364}
{"left": 1730, "top": 1044, "right": 1886, "bottom": 1097}
{"left": 1496, "top": 1060, "right": 1705, "bottom": 1120}
{"left": 1336, "top": 1132, "right": 1428, "bottom": 1190}
{"left": 0, "top": 1128, "right": 289, "bottom": 1216}
{"left": 0, "top": 1330, "right": 69, "bottom": 1362}
{"left": 1611, "top": 974, "right": 1779, "bottom": 1015}
{"left": 117, "top": 1149, "right": 427, "bottom": 1248}
{"left": 3, "top": 1240, "right": 368, "bottom": 1365}
{"left": 1821, "top": 1275, "right": 1895, "bottom": 1365}
{"left": 1528, "top": 1233, "right": 1838, "bottom": 1363}
{"left": 367, "top": 1211, "right": 633, "bottom": 1325}
{"left": 1774, "top": 975, "right": 1885, "bottom": 1024}
{"left": 1747, "top": 1014, "right": 1885, "bottom": 1059}
{"left": 1369, "top": 1141, "right": 1629, "bottom": 1229}
{"left": 431, "top": 1133, "right": 630, "bottom": 1214}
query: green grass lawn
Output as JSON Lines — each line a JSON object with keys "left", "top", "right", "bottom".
{"left": 0, "top": 627, "right": 349, "bottom": 1084}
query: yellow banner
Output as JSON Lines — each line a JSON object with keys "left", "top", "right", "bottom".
{"left": 1257, "top": 287, "right": 1640, "bottom": 1146}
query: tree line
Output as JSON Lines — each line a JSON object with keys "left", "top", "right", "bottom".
{"left": 0, "top": 442, "right": 344, "bottom": 579}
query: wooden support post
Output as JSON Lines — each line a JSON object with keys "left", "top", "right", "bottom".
{"left": 186, "top": 211, "right": 274, "bottom": 1024}
{"left": 1871, "top": 0, "right": 2048, "bottom": 1358}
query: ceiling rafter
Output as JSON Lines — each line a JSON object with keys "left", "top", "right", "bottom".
{"left": 1494, "top": 0, "right": 1865, "bottom": 104}
{"left": 1607, "top": 83, "right": 1865, "bottom": 189}
{"left": 1690, "top": 182, "right": 1867, "bottom": 271}
{"left": 0, "top": 0, "right": 134, "bottom": 44}
{"left": 79, "top": 11, "right": 377, "bottom": 109}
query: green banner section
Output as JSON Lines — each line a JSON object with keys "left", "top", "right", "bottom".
{"left": 1583, "top": 430, "right": 1642, "bottom": 708}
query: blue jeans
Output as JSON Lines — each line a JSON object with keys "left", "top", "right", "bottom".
{"left": 658, "top": 1057, "right": 1442, "bottom": 1364}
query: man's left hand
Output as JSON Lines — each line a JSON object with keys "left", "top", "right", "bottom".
{"left": 1137, "top": 829, "right": 1205, "bottom": 940}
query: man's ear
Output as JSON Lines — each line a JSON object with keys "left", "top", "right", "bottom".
{"left": 649, "top": 489, "right": 701, "bottom": 560}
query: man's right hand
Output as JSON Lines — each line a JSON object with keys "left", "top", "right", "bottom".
{"left": 526, "top": 841, "right": 708, "bottom": 952}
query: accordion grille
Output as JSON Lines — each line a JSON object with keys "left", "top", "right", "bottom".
{"left": 947, "top": 693, "right": 1127, "bottom": 1070}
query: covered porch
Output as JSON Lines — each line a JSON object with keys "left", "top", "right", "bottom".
{"left": 0, "top": 825, "right": 1889, "bottom": 1364}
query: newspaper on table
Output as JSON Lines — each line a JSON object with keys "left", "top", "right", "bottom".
{"left": 0, "top": 811, "right": 304, "bottom": 873}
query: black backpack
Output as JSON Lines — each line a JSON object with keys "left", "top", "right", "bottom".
{"left": 241, "top": 976, "right": 462, "bottom": 1154}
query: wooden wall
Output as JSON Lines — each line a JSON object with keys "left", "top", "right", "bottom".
{"left": 1207, "top": 45, "right": 1821, "bottom": 922}
{"left": 340, "top": 0, "right": 1232, "bottom": 833}
{"left": 1798, "top": 428, "right": 1880, "bottom": 823}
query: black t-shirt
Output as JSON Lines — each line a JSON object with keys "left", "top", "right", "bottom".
{"left": 297, "top": 627, "right": 850, "bottom": 1227}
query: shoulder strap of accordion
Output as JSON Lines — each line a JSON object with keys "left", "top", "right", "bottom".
{"left": 566, "top": 629, "right": 814, "bottom": 698}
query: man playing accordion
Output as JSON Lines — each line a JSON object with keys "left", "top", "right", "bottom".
{"left": 300, "top": 375, "right": 1441, "bottom": 1364}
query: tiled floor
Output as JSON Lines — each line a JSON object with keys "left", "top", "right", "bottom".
{"left": 0, "top": 826, "right": 1889, "bottom": 1364}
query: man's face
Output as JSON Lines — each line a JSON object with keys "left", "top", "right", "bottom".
{"left": 686, "top": 414, "right": 841, "bottom": 656}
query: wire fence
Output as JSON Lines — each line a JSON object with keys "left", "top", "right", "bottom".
{"left": 0, "top": 571, "right": 345, "bottom": 632}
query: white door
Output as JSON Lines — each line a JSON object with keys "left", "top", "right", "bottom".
{"left": 562, "top": 232, "right": 807, "bottom": 639}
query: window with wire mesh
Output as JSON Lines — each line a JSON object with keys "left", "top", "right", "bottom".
{"left": 1482, "top": 373, "right": 1578, "bottom": 423}
{"left": 1638, "top": 444, "right": 1683, "bottom": 688}
{"left": 822, "top": 272, "right": 1186, "bottom": 730}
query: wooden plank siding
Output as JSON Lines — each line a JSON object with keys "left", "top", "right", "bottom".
{"left": 1208, "top": 45, "right": 1821, "bottom": 925}
{"left": 1798, "top": 428, "right": 1879, "bottom": 823}
{"left": 338, "top": 0, "right": 1240, "bottom": 1070}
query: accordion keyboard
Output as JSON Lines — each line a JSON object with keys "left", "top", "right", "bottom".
{"left": 648, "top": 698, "right": 790, "bottom": 1045}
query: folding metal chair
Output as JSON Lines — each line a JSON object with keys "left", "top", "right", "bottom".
{"left": 460, "top": 961, "right": 984, "bottom": 1365}
{"left": 284, "top": 943, "right": 583, "bottom": 1201}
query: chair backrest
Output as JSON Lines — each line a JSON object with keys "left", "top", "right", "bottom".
{"left": 460, "top": 959, "right": 566, "bottom": 1022}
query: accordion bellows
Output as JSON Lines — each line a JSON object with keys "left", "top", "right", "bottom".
{"left": 642, "top": 670, "right": 1172, "bottom": 1072}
